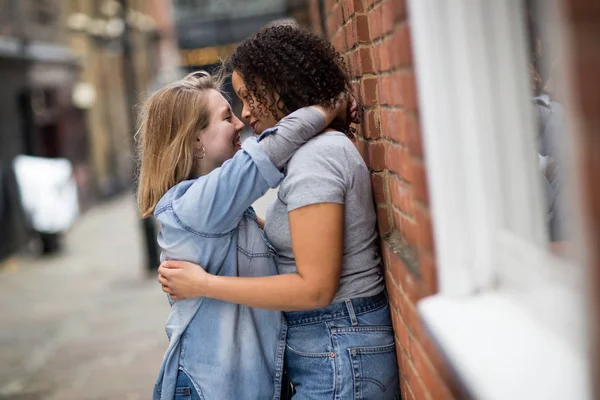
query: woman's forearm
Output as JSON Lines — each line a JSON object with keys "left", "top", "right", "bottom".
{"left": 204, "top": 273, "right": 334, "bottom": 311}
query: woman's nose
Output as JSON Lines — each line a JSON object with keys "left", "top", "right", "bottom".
{"left": 241, "top": 104, "right": 251, "bottom": 121}
{"left": 234, "top": 115, "right": 245, "bottom": 131}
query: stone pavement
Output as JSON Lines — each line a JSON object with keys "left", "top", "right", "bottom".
{"left": 0, "top": 190, "right": 277, "bottom": 400}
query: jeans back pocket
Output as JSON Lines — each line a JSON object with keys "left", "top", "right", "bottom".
{"left": 349, "top": 343, "right": 399, "bottom": 400}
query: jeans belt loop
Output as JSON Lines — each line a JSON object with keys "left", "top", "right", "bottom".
{"left": 345, "top": 299, "right": 358, "bottom": 326}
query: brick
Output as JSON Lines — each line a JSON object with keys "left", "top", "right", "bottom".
{"left": 400, "top": 71, "right": 419, "bottom": 112}
{"left": 368, "top": 4, "right": 383, "bottom": 39}
{"left": 334, "top": 2, "right": 345, "bottom": 28}
{"left": 398, "top": 346, "right": 411, "bottom": 378}
{"left": 379, "top": 73, "right": 403, "bottom": 105}
{"left": 347, "top": 49, "right": 358, "bottom": 77}
{"left": 327, "top": 16, "right": 337, "bottom": 37}
{"left": 360, "top": 76, "right": 379, "bottom": 106}
{"left": 392, "top": 0, "right": 407, "bottom": 22}
{"left": 412, "top": 342, "right": 454, "bottom": 400}
{"left": 419, "top": 328, "right": 459, "bottom": 398}
{"left": 386, "top": 275, "right": 402, "bottom": 311}
{"left": 368, "top": 141, "right": 386, "bottom": 171}
{"left": 400, "top": 377, "right": 411, "bottom": 400}
{"left": 405, "top": 356, "right": 432, "bottom": 400}
{"left": 392, "top": 208, "right": 418, "bottom": 247}
{"left": 384, "top": 238, "right": 421, "bottom": 303}
{"left": 363, "top": 109, "right": 380, "bottom": 138}
{"left": 373, "top": 42, "right": 383, "bottom": 72}
{"left": 352, "top": 81, "right": 361, "bottom": 102}
{"left": 378, "top": 73, "right": 392, "bottom": 104}
{"left": 415, "top": 205, "right": 435, "bottom": 254}
{"left": 404, "top": 385, "right": 418, "bottom": 400}
{"left": 379, "top": 37, "right": 393, "bottom": 72}
{"left": 384, "top": 143, "right": 411, "bottom": 181}
{"left": 326, "top": 0, "right": 337, "bottom": 13}
{"left": 332, "top": 30, "right": 345, "bottom": 53}
{"left": 342, "top": 0, "right": 355, "bottom": 20}
{"left": 344, "top": 20, "right": 356, "bottom": 50}
{"left": 384, "top": 240, "right": 408, "bottom": 285}
{"left": 419, "top": 252, "right": 438, "bottom": 295}
{"left": 358, "top": 47, "right": 375, "bottom": 74}
{"left": 400, "top": 288, "right": 424, "bottom": 334}
{"left": 391, "top": 309, "right": 412, "bottom": 357}
{"left": 391, "top": 22, "right": 413, "bottom": 67}
{"left": 381, "top": 108, "right": 405, "bottom": 143}
{"left": 405, "top": 114, "right": 423, "bottom": 158}
{"left": 376, "top": 205, "right": 392, "bottom": 234}
{"left": 381, "top": 0, "right": 395, "bottom": 36}
{"left": 389, "top": 174, "right": 414, "bottom": 216}
{"left": 327, "top": 3, "right": 344, "bottom": 36}
{"left": 412, "top": 160, "right": 429, "bottom": 203}
{"left": 371, "top": 172, "right": 386, "bottom": 204}
{"left": 354, "top": 0, "right": 366, "bottom": 13}
{"left": 355, "top": 13, "right": 371, "bottom": 43}
{"left": 353, "top": 136, "right": 367, "bottom": 161}
{"left": 353, "top": 120, "right": 363, "bottom": 137}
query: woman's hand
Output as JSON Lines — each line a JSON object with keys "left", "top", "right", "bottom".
{"left": 311, "top": 93, "right": 354, "bottom": 125}
{"left": 347, "top": 95, "right": 360, "bottom": 124}
{"left": 158, "top": 260, "right": 209, "bottom": 301}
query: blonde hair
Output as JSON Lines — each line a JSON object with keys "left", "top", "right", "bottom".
{"left": 136, "top": 71, "right": 225, "bottom": 217}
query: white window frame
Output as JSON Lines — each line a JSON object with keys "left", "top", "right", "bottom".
{"left": 407, "top": 0, "right": 590, "bottom": 399}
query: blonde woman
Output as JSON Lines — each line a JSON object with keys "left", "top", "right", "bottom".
{"left": 137, "top": 71, "right": 344, "bottom": 400}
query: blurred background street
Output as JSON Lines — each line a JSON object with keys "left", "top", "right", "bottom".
{"left": 0, "top": 195, "right": 167, "bottom": 400}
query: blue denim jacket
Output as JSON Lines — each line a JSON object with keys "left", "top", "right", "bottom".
{"left": 152, "top": 108, "right": 325, "bottom": 400}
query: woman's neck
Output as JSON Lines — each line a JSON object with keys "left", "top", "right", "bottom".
{"left": 192, "top": 158, "right": 219, "bottom": 178}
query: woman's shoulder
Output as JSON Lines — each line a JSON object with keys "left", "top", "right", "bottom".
{"left": 284, "top": 130, "right": 365, "bottom": 185}
{"left": 292, "top": 131, "right": 356, "bottom": 160}
{"left": 154, "top": 178, "right": 197, "bottom": 217}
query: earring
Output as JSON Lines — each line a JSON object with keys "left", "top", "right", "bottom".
{"left": 196, "top": 146, "right": 206, "bottom": 160}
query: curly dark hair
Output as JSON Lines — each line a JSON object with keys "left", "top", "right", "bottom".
{"left": 230, "top": 25, "right": 355, "bottom": 135}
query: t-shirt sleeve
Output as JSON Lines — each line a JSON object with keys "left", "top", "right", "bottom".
{"left": 282, "top": 148, "right": 347, "bottom": 212}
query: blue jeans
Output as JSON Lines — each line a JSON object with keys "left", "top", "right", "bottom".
{"left": 284, "top": 291, "right": 400, "bottom": 400}
{"left": 175, "top": 370, "right": 202, "bottom": 400}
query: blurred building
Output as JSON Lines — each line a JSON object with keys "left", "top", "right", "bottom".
{"left": 65, "top": 0, "right": 163, "bottom": 200}
{"left": 0, "top": 0, "right": 178, "bottom": 260}
{"left": 0, "top": 0, "right": 84, "bottom": 259}
{"left": 173, "top": 0, "right": 309, "bottom": 109}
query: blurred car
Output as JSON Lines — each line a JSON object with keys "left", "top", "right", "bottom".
{"left": 13, "top": 155, "right": 79, "bottom": 254}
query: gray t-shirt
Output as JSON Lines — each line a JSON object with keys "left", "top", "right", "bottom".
{"left": 264, "top": 131, "right": 384, "bottom": 303}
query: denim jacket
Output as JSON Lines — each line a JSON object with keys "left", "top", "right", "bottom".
{"left": 152, "top": 108, "right": 325, "bottom": 400}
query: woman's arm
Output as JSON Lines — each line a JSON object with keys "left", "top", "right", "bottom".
{"left": 159, "top": 203, "right": 343, "bottom": 310}
{"left": 171, "top": 105, "right": 333, "bottom": 234}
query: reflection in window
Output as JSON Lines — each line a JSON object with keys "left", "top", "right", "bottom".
{"left": 525, "top": 0, "right": 569, "bottom": 249}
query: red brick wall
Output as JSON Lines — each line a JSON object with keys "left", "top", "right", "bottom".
{"left": 310, "top": 0, "right": 456, "bottom": 399}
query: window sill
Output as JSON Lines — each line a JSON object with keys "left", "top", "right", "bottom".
{"left": 418, "top": 293, "right": 590, "bottom": 400}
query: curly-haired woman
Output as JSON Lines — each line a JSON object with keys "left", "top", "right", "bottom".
{"left": 159, "top": 25, "right": 400, "bottom": 400}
